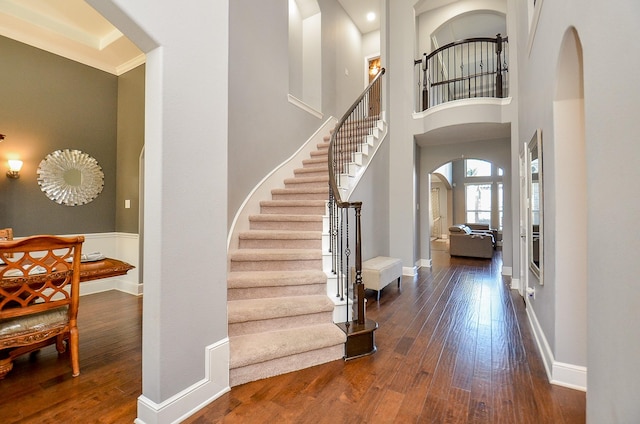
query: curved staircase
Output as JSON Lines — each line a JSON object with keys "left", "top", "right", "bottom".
{"left": 227, "top": 104, "right": 387, "bottom": 386}
{"left": 227, "top": 130, "right": 346, "bottom": 387}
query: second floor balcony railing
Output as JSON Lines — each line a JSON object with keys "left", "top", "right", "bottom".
{"left": 414, "top": 34, "right": 508, "bottom": 111}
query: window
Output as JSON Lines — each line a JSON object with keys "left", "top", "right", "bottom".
{"left": 465, "top": 159, "right": 492, "bottom": 177}
{"left": 498, "top": 182, "right": 503, "bottom": 230}
{"left": 462, "top": 159, "right": 503, "bottom": 230}
{"left": 465, "top": 183, "right": 492, "bottom": 225}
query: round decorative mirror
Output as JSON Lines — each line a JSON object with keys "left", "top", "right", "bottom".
{"left": 37, "top": 149, "right": 104, "bottom": 206}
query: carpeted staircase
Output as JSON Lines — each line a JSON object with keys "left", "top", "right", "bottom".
{"left": 227, "top": 114, "right": 386, "bottom": 387}
{"left": 227, "top": 130, "right": 346, "bottom": 387}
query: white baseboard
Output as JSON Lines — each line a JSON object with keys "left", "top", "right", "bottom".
{"left": 502, "top": 266, "right": 512, "bottom": 276}
{"left": 135, "top": 338, "right": 230, "bottom": 424}
{"left": 510, "top": 277, "right": 520, "bottom": 291}
{"left": 551, "top": 361, "right": 587, "bottom": 392}
{"left": 525, "top": 300, "right": 587, "bottom": 391}
{"left": 402, "top": 266, "right": 417, "bottom": 276}
{"left": 417, "top": 258, "right": 432, "bottom": 268}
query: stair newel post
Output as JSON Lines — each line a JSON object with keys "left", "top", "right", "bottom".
{"left": 342, "top": 207, "right": 350, "bottom": 328}
{"left": 354, "top": 202, "right": 365, "bottom": 325}
{"left": 496, "top": 33, "right": 503, "bottom": 98}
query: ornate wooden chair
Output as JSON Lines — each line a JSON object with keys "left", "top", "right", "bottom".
{"left": 0, "top": 228, "right": 13, "bottom": 240}
{"left": 0, "top": 228, "right": 13, "bottom": 258}
{"left": 0, "top": 235, "right": 84, "bottom": 379}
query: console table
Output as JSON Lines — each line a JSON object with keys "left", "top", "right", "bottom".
{"left": 79, "top": 258, "right": 134, "bottom": 282}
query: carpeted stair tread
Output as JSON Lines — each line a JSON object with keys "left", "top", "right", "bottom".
{"left": 228, "top": 295, "right": 334, "bottom": 324}
{"left": 238, "top": 229, "right": 322, "bottom": 249}
{"left": 228, "top": 270, "right": 327, "bottom": 289}
{"left": 271, "top": 186, "right": 328, "bottom": 194}
{"left": 229, "top": 323, "right": 346, "bottom": 369}
{"left": 260, "top": 199, "right": 326, "bottom": 215}
{"left": 248, "top": 214, "right": 323, "bottom": 231}
{"left": 271, "top": 186, "right": 328, "bottom": 200}
{"left": 260, "top": 199, "right": 326, "bottom": 207}
{"left": 294, "top": 166, "right": 327, "bottom": 174}
{"left": 283, "top": 175, "right": 329, "bottom": 184}
{"left": 302, "top": 157, "right": 328, "bottom": 166}
{"left": 239, "top": 230, "right": 321, "bottom": 241}
{"left": 249, "top": 214, "right": 323, "bottom": 222}
{"left": 229, "top": 248, "right": 322, "bottom": 262}
{"left": 309, "top": 150, "right": 329, "bottom": 157}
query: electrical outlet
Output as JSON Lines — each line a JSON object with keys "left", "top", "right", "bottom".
{"left": 526, "top": 286, "right": 535, "bottom": 299}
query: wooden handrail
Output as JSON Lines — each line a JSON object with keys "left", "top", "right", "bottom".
{"left": 328, "top": 68, "right": 385, "bottom": 326}
{"left": 421, "top": 35, "right": 508, "bottom": 63}
{"left": 328, "top": 68, "right": 385, "bottom": 207}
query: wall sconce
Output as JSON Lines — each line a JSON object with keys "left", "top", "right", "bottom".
{"left": 7, "top": 160, "right": 23, "bottom": 179}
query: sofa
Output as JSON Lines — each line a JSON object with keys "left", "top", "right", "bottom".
{"left": 448, "top": 225, "right": 494, "bottom": 259}
{"left": 464, "top": 223, "right": 498, "bottom": 244}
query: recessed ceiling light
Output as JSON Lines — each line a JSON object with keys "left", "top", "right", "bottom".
{"left": 367, "top": 12, "right": 375, "bottom": 22}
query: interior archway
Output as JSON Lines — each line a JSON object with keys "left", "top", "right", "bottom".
{"left": 552, "top": 27, "right": 587, "bottom": 368}
{"left": 423, "top": 157, "right": 505, "bottom": 260}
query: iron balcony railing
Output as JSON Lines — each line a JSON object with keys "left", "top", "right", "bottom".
{"left": 414, "top": 34, "right": 508, "bottom": 111}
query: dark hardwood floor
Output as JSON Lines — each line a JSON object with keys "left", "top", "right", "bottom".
{"left": 0, "top": 250, "right": 585, "bottom": 423}
{"left": 0, "top": 290, "right": 142, "bottom": 423}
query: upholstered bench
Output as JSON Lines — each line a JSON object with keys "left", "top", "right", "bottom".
{"left": 361, "top": 256, "right": 402, "bottom": 301}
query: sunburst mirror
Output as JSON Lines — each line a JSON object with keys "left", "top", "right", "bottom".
{"left": 37, "top": 149, "right": 104, "bottom": 206}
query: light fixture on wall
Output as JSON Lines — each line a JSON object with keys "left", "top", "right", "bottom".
{"left": 7, "top": 159, "right": 23, "bottom": 179}
{"left": 0, "top": 134, "right": 5, "bottom": 142}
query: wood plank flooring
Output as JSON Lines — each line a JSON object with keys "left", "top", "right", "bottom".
{"left": 185, "top": 251, "right": 585, "bottom": 423}
{"left": 0, "top": 290, "right": 141, "bottom": 423}
{"left": 0, "top": 250, "right": 585, "bottom": 423}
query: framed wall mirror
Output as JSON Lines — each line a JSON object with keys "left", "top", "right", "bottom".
{"left": 37, "top": 149, "right": 104, "bottom": 206}
{"left": 528, "top": 129, "right": 543, "bottom": 283}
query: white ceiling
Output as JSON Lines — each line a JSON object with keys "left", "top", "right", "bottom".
{"left": 0, "top": 0, "right": 144, "bottom": 75}
{"left": 337, "top": 0, "right": 380, "bottom": 34}
{"left": 0, "top": 0, "right": 384, "bottom": 75}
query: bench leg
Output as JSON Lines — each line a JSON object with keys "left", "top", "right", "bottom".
{"left": 397, "top": 276, "right": 402, "bottom": 292}
{"left": 376, "top": 290, "right": 381, "bottom": 302}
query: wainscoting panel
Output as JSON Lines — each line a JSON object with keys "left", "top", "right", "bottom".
{"left": 61, "top": 232, "right": 141, "bottom": 296}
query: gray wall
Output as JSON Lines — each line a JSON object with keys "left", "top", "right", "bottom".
{"left": 227, "top": 0, "right": 364, "bottom": 228}
{"left": 351, "top": 134, "right": 390, "bottom": 262}
{"left": 116, "top": 65, "right": 145, "bottom": 233}
{"left": 0, "top": 36, "right": 118, "bottom": 236}
{"left": 513, "top": 0, "right": 640, "bottom": 421}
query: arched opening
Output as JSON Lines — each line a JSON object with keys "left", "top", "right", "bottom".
{"left": 425, "top": 158, "right": 504, "bottom": 258}
{"left": 552, "top": 27, "right": 587, "bottom": 371}
{"left": 288, "top": 0, "right": 321, "bottom": 112}
{"left": 430, "top": 10, "right": 506, "bottom": 50}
